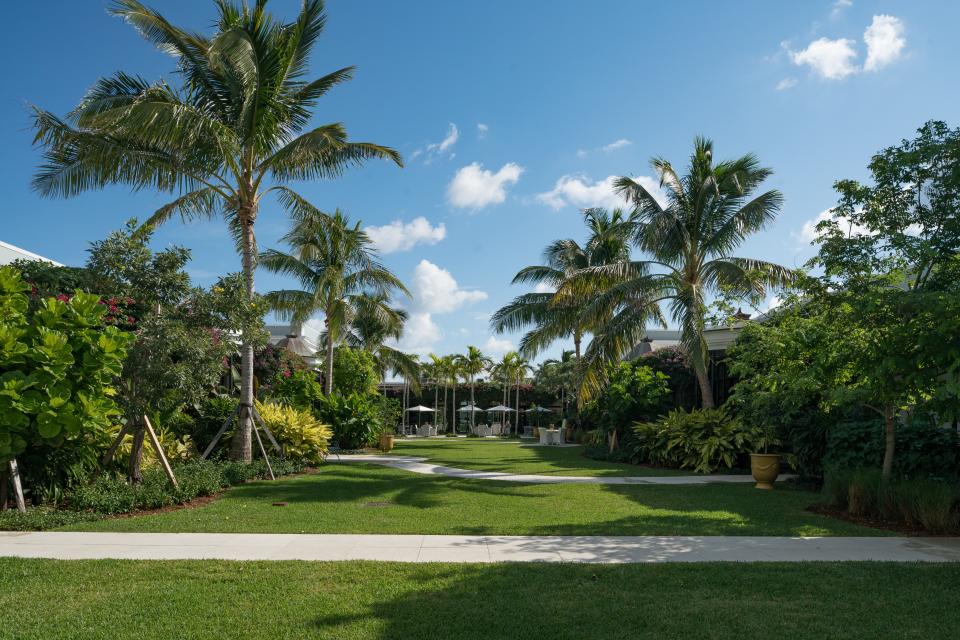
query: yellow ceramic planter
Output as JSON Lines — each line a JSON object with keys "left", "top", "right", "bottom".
{"left": 379, "top": 434, "right": 395, "bottom": 452}
{"left": 750, "top": 453, "right": 781, "bottom": 490}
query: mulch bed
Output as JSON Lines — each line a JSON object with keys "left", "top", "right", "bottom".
{"left": 806, "top": 504, "right": 951, "bottom": 537}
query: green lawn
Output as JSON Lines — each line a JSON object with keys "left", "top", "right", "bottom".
{"left": 387, "top": 438, "right": 690, "bottom": 476}
{"left": 2, "top": 558, "right": 958, "bottom": 639}
{"left": 60, "top": 463, "right": 881, "bottom": 536}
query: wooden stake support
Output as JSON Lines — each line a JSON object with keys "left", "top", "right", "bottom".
{"left": 201, "top": 404, "right": 241, "bottom": 459}
{"left": 143, "top": 415, "right": 178, "bottom": 488}
{"left": 252, "top": 421, "right": 275, "bottom": 481}
{"left": 9, "top": 458, "right": 26, "bottom": 513}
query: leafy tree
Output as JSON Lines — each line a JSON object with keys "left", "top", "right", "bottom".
{"left": 580, "top": 138, "right": 793, "bottom": 407}
{"left": 582, "top": 361, "right": 669, "bottom": 451}
{"left": 31, "top": 0, "right": 401, "bottom": 462}
{"left": 261, "top": 208, "right": 408, "bottom": 395}
{"left": 331, "top": 347, "right": 379, "bottom": 397}
{"left": 807, "top": 121, "right": 960, "bottom": 478}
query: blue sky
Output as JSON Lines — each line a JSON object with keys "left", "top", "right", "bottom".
{"left": 3, "top": 0, "right": 959, "bottom": 363}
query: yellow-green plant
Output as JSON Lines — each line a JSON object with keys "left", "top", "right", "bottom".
{"left": 255, "top": 401, "right": 331, "bottom": 463}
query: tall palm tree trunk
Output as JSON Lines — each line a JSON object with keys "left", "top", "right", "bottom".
{"left": 324, "top": 319, "right": 335, "bottom": 395}
{"left": 230, "top": 212, "right": 257, "bottom": 463}
{"left": 451, "top": 383, "right": 457, "bottom": 433}
{"left": 470, "top": 378, "right": 476, "bottom": 428}
{"left": 694, "top": 361, "right": 715, "bottom": 409}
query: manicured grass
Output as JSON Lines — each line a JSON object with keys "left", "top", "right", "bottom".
{"left": 2, "top": 558, "right": 958, "bottom": 639}
{"left": 60, "top": 464, "right": 882, "bottom": 536}
{"left": 387, "top": 438, "right": 689, "bottom": 476}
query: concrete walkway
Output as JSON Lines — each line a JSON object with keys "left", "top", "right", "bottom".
{"left": 2, "top": 532, "right": 959, "bottom": 563}
{"left": 333, "top": 454, "right": 784, "bottom": 485}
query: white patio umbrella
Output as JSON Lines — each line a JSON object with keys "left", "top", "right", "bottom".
{"left": 457, "top": 404, "right": 483, "bottom": 433}
{"left": 485, "top": 404, "right": 515, "bottom": 428}
{"left": 525, "top": 405, "right": 552, "bottom": 428}
{"left": 405, "top": 405, "right": 435, "bottom": 427}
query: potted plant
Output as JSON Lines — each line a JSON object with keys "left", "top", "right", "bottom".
{"left": 379, "top": 427, "right": 395, "bottom": 452}
{"left": 750, "top": 425, "right": 781, "bottom": 490}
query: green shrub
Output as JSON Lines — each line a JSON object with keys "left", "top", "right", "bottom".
{"left": 632, "top": 408, "right": 764, "bottom": 473}
{"left": 0, "top": 506, "right": 103, "bottom": 531}
{"left": 266, "top": 369, "right": 323, "bottom": 409}
{"left": 190, "top": 396, "right": 238, "bottom": 457}
{"left": 822, "top": 469, "right": 960, "bottom": 533}
{"left": 255, "top": 401, "right": 331, "bottom": 463}
{"left": 68, "top": 458, "right": 308, "bottom": 516}
{"left": 315, "top": 393, "right": 383, "bottom": 450}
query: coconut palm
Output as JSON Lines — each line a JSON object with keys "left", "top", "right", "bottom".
{"left": 490, "top": 208, "right": 634, "bottom": 360}
{"left": 260, "top": 208, "right": 409, "bottom": 395}
{"left": 537, "top": 349, "right": 578, "bottom": 420}
{"left": 342, "top": 291, "right": 419, "bottom": 392}
{"left": 579, "top": 137, "right": 793, "bottom": 406}
{"left": 512, "top": 354, "right": 533, "bottom": 427}
{"left": 30, "top": 0, "right": 402, "bottom": 461}
{"left": 447, "top": 355, "right": 464, "bottom": 432}
{"left": 456, "top": 346, "right": 491, "bottom": 428}
{"left": 491, "top": 352, "right": 519, "bottom": 430}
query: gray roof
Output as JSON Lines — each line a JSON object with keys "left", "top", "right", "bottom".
{"left": 0, "top": 240, "right": 62, "bottom": 267}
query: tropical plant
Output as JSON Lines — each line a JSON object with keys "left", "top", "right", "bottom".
{"left": 632, "top": 407, "right": 765, "bottom": 473}
{"left": 254, "top": 401, "right": 331, "bottom": 463}
{"left": 456, "top": 346, "right": 492, "bottom": 428}
{"left": 575, "top": 138, "right": 793, "bottom": 405}
{"left": 0, "top": 267, "right": 132, "bottom": 489}
{"left": 261, "top": 209, "right": 409, "bottom": 395}
{"left": 330, "top": 347, "right": 379, "bottom": 397}
{"left": 314, "top": 393, "right": 382, "bottom": 450}
{"left": 30, "top": 0, "right": 402, "bottom": 462}
{"left": 490, "top": 207, "right": 635, "bottom": 360}
{"left": 343, "top": 291, "right": 419, "bottom": 389}
{"left": 491, "top": 352, "right": 519, "bottom": 429}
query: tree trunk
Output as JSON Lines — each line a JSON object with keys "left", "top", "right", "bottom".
{"left": 470, "top": 379, "right": 476, "bottom": 427}
{"left": 515, "top": 374, "right": 520, "bottom": 430}
{"left": 324, "top": 319, "right": 335, "bottom": 395}
{"left": 882, "top": 405, "right": 896, "bottom": 478}
{"left": 128, "top": 420, "right": 146, "bottom": 484}
{"left": 573, "top": 332, "right": 582, "bottom": 360}
{"left": 452, "top": 383, "right": 457, "bottom": 433}
{"left": 229, "top": 210, "right": 257, "bottom": 463}
{"left": 694, "top": 362, "right": 715, "bottom": 409}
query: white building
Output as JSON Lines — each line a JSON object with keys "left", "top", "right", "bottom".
{"left": 0, "top": 240, "right": 62, "bottom": 267}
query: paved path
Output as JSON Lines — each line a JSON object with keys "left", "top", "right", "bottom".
{"left": 333, "top": 454, "right": 784, "bottom": 485}
{"left": 2, "top": 532, "right": 959, "bottom": 563}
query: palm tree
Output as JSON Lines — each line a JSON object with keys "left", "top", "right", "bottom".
{"left": 456, "top": 346, "right": 492, "bottom": 429}
{"left": 343, "top": 292, "right": 419, "bottom": 392}
{"left": 490, "top": 208, "right": 634, "bottom": 360}
{"left": 30, "top": 0, "right": 401, "bottom": 461}
{"left": 491, "top": 352, "right": 519, "bottom": 430}
{"left": 512, "top": 354, "right": 533, "bottom": 428}
{"left": 581, "top": 137, "right": 793, "bottom": 407}
{"left": 260, "top": 208, "right": 409, "bottom": 395}
{"left": 537, "top": 349, "right": 577, "bottom": 420}
{"left": 426, "top": 354, "right": 446, "bottom": 426}
{"left": 447, "top": 355, "right": 464, "bottom": 432}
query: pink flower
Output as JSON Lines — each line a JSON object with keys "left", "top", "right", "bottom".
{"left": 56, "top": 294, "right": 70, "bottom": 302}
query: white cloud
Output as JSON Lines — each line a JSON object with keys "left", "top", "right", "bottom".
{"left": 428, "top": 123, "right": 459, "bottom": 154}
{"left": 411, "top": 259, "right": 487, "bottom": 313}
{"left": 365, "top": 217, "right": 446, "bottom": 254}
{"left": 484, "top": 336, "right": 513, "bottom": 355}
{"left": 795, "top": 208, "right": 871, "bottom": 243}
{"left": 576, "top": 139, "right": 632, "bottom": 158}
{"left": 790, "top": 37, "right": 859, "bottom": 79}
{"left": 602, "top": 138, "right": 632, "bottom": 153}
{"left": 776, "top": 77, "right": 798, "bottom": 91}
{"left": 392, "top": 312, "right": 442, "bottom": 355}
{"left": 864, "top": 15, "right": 905, "bottom": 72}
{"left": 831, "top": 0, "right": 852, "bottom": 19}
{"left": 447, "top": 162, "right": 524, "bottom": 209}
{"left": 533, "top": 282, "right": 554, "bottom": 294}
{"left": 477, "top": 123, "right": 488, "bottom": 139}
{"left": 537, "top": 174, "right": 667, "bottom": 211}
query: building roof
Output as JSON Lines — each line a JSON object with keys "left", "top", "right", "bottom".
{"left": 0, "top": 240, "right": 62, "bottom": 267}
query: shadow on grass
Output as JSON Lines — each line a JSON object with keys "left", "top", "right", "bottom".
{"left": 309, "top": 562, "right": 960, "bottom": 640}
